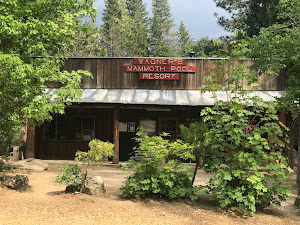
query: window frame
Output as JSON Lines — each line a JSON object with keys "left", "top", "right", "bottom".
{"left": 43, "top": 115, "right": 95, "bottom": 142}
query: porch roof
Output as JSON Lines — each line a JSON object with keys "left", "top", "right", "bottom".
{"left": 46, "top": 89, "right": 284, "bottom": 106}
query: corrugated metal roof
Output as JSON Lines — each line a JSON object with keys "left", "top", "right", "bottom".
{"left": 45, "top": 89, "right": 284, "bottom": 106}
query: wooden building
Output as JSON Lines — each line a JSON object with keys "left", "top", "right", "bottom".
{"left": 26, "top": 57, "right": 288, "bottom": 162}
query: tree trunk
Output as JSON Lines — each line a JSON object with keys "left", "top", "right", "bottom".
{"left": 192, "top": 155, "right": 200, "bottom": 186}
{"left": 295, "top": 120, "right": 300, "bottom": 207}
{"left": 80, "top": 162, "right": 89, "bottom": 193}
{"left": 296, "top": 121, "right": 300, "bottom": 187}
{"left": 287, "top": 114, "right": 295, "bottom": 167}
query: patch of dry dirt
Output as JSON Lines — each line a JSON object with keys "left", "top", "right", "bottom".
{"left": 0, "top": 162, "right": 300, "bottom": 225}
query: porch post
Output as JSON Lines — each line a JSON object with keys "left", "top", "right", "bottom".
{"left": 26, "top": 126, "right": 35, "bottom": 159}
{"left": 113, "top": 107, "right": 120, "bottom": 164}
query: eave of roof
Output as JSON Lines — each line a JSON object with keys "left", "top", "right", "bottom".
{"left": 45, "top": 89, "right": 283, "bottom": 106}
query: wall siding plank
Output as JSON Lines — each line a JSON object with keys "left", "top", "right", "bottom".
{"left": 64, "top": 58, "right": 286, "bottom": 91}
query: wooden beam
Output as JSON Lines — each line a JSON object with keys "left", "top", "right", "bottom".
{"left": 26, "top": 126, "right": 35, "bottom": 158}
{"left": 279, "top": 111, "right": 287, "bottom": 125}
{"left": 113, "top": 108, "right": 120, "bottom": 164}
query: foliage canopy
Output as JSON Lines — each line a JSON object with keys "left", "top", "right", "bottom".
{"left": 0, "top": 0, "right": 96, "bottom": 147}
{"left": 120, "top": 130, "right": 196, "bottom": 199}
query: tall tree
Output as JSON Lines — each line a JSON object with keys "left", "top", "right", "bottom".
{"left": 191, "top": 37, "right": 215, "bottom": 57}
{"left": 189, "top": 37, "right": 230, "bottom": 57}
{"left": 245, "top": 0, "right": 300, "bottom": 193}
{"left": 126, "top": 0, "right": 149, "bottom": 56}
{"left": 100, "top": 0, "right": 131, "bottom": 57}
{"left": 176, "top": 21, "right": 192, "bottom": 57}
{"left": 68, "top": 22, "right": 102, "bottom": 57}
{"left": 0, "top": 0, "right": 96, "bottom": 148}
{"left": 214, "top": 0, "right": 280, "bottom": 37}
{"left": 149, "top": 0, "right": 176, "bottom": 57}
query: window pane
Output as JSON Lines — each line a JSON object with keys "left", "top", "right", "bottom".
{"left": 43, "top": 120, "right": 56, "bottom": 140}
{"left": 161, "top": 119, "right": 176, "bottom": 140}
{"left": 82, "top": 117, "right": 94, "bottom": 141}
{"left": 57, "top": 116, "right": 81, "bottom": 140}
{"left": 45, "top": 115, "right": 95, "bottom": 141}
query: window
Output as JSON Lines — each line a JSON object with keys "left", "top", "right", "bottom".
{"left": 140, "top": 120, "right": 156, "bottom": 136}
{"left": 43, "top": 120, "right": 56, "bottom": 140}
{"left": 43, "top": 115, "right": 95, "bottom": 141}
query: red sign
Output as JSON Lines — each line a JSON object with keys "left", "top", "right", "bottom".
{"left": 124, "top": 65, "right": 196, "bottom": 73}
{"left": 139, "top": 73, "right": 179, "bottom": 80}
{"left": 134, "top": 58, "right": 186, "bottom": 65}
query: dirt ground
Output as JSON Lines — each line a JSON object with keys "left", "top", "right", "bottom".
{"left": 0, "top": 162, "right": 300, "bottom": 225}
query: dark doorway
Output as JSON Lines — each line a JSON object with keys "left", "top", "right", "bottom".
{"left": 119, "top": 132, "right": 135, "bottom": 161}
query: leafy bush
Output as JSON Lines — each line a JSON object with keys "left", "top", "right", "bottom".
{"left": 75, "top": 139, "right": 114, "bottom": 178}
{"left": 200, "top": 97, "right": 292, "bottom": 215}
{"left": 179, "top": 122, "right": 208, "bottom": 185}
{"left": 55, "top": 139, "right": 114, "bottom": 192}
{"left": 120, "top": 130, "right": 196, "bottom": 200}
{"left": 55, "top": 164, "right": 84, "bottom": 186}
{"left": 0, "top": 157, "right": 12, "bottom": 172}
{"left": 0, "top": 127, "right": 25, "bottom": 157}
{"left": 75, "top": 139, "right": 114, "bottom": 167}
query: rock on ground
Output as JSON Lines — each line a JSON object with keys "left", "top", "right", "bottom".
{"left": 0, "top": 175, "right": 29, "bottom": 190}
{"left": 9, "top": 158, "right": 48, "bottom": 171}
{"left": 82, "top": 176, "right": 106, "bottom": 196}
{"left": 65, "top": 176, "right": 106, "bottom": 196}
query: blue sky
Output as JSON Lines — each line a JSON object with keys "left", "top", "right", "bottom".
{"left": 93, "top": 0, "right": 232, "bottom": 40}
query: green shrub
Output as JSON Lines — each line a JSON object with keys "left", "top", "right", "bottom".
{"left": 179, "top": 122, "right": 208, "bottom": 185}
{"left": 200, "top": 97, "right": 292, "bottom": 215}
{"left": 120, "top": 130, "right": 196, "bottom": 200}
{"left": 56, "top": 139, "right": 114, "bottom": 192}
{"left": 55, "top": 139, "right": 114, "bottom": 193}
{"left": 0, "top": 157, "right": 12, "bottom": 172}
{"left": 55, "top": 164, "right": 84, "bottom": 186}
{"left": 75, "top": 139, "right": 114, "bottom": 167}
{"left": 75, "top": 139, "right": 114, "bottom": 183}
{"left": 0, "top": 127, "right": 24, "bottom": 157}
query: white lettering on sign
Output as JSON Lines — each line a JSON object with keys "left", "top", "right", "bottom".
{"left": 134, "top": 58, "right": 187, "bottom": 65}
{"left": 124, "top": 65, "right": 196, "bottom": 73}
{"left": 170, "top": 66, "right": 194, "bottom": 72}
{"left": 139, "top": 73, "right": 179, "bottom": 80}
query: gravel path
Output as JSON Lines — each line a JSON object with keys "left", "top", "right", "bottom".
{"left": 0, "top": 163, "right": 299, "bottom": 225}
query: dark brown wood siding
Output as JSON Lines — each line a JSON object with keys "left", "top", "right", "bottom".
{"left": 34, "top": 106, "right": 201, "bottom": 160}
{"left": 35, "top": 107, "right": 114, "bottom": 159}
{"left": 59, "top": 58, "right": 287, "bottom": 91}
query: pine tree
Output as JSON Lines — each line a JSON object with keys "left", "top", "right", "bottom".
{"left": 214, "top": 0, "right": 280, "bottom": 37}
{"left": 149, "top": 0, "right": 176, "bottom": 57}
{"left": 176, "top": 21, "right": 192, "bottom": 57}
{"left": 126, "top": 0, "right": 149, "bottom": 57}
{"left": 100, "top": 0, "right": 130, "bottom": 57}
{"left": 69, "top": 22, "right": 102, "bottom": 57}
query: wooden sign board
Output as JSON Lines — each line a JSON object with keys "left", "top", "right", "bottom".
{"left": 124, "top": 65, "right": 196, "bottom": 73}
{"left": 134, "top": 58, "right": 186, "bottom": 65}
{"left": 125, "top": 58, "right": 195, "bottom": 81}
{"left": 139, "top": 73, "right": 179, "bottom": 80}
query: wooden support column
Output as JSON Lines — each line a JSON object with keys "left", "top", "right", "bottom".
{"left": 279, "top": 111, "right": 287, "bottom": 125}
{"left": 113, "top": 108, "right": 120, "bottom": 164}
{"left": 26, "top": 126, "right": 35, "bottom": 159}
